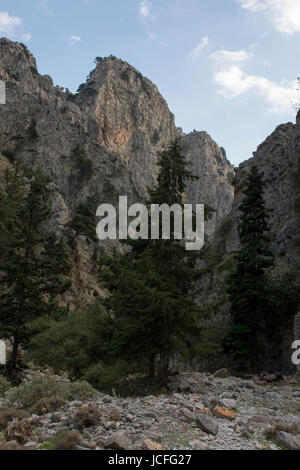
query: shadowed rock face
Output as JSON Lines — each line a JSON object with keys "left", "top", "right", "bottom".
{"left": 225, "top": 115, "right": 300, "bottom": 268}
{"left": 181, "top": 131, "right": 234, "bottom": 235}
{"left": 0, "top": 38, "right": 234, "bottom": 304}
{"left": 218, "top": 112, "right": 300, "bottom": 374}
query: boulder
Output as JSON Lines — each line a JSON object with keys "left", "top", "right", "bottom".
{"left": 213, "top": 406, "right": 237, "bottom": 421}
{"left": 196, "top": 414, "right": 219, "bottom": 435}
{"left": 189, "top": 440, "right": 210, "bottom": 450}
{"left": 104, "top": 432, "right": 132, "bottom": 450}
{"left": 275, "top": 431, "right": 300, "bottom": 450}
{"left": 219, "top": 399, "right": 237, "bottom": 410}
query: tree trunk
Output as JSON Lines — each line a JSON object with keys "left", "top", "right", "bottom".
{"left": 7, "top": 338, "right": 19, "bottom": 377}
{"left": 159, "top": 352, "right": 169, "bottom": 387}
{"left": 149, "top": 354, "right": 155, "bottom": 380}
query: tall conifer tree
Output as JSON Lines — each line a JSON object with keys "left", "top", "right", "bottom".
{"left": 100, "top": 140, "right": 205, "bottom": 386}
{"left": 0, "top": 166, "right": 71, "bottom": 375}
{"left": 223, "top": 165, "right": 273, "bottom": 371}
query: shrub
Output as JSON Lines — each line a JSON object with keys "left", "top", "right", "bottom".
{"left": 3, "top": 375, "right": 98, "bottom": 408}
{"left": 264, "top": 263, "right": 300, "bottom": 326}
{"left": 84, "top": 360, "right": 131, "bottom": 394}
{"left": 4, "top": 376, "right": 62, "bottom": 408}
{"left": 41, "top": 429, "right": 82, "bottom": 450}
{"left": 73, "top": 404, "right": 102, "bottom": 430}
{"left": 30, "top": 397, "right": 67, "bottom": 415}
{"left": 68, "top": 202, "right": 97, "bottom": 242}
{"left": 63, "top": 381, "right": 98, "bottom": 401}
{"left": 0, "top": 376, "right": 12, "bottom": 395}
{"left": 0, "top": 409, "right": 31, "bottom": 430}
{"left": 27, "top": 302, "right": 111, "bottom": 378}
{"left": 5, "top": 417, "right": 34, "bottom": 444}
{"left": 52, "top": 430, "right": 82, "bottom": 450}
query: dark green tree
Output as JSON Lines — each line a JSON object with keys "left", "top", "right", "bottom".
{"left": 0, "top": 166, "right": 71, "bottom": 375}
{"left": 68, "top": 202, "right": 97, "bottom": 243}
{"left": 223, "top": 165, "right": 274, "bottom": 371}
{"left": 100, "top": 140, "right": 205, "bottom": 386}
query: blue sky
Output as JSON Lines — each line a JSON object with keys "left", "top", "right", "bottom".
{"left": 0, "top": 0, "right": 299, "bottom": 166}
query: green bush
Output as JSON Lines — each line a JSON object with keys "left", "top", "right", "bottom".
{"left": 0, "top": 375, "right": 12, "bottom": 395}
{"left": 63, "top": 381, "right": 98, "bottom": 401}
{"left": 84, "top": 360, "right": 131, "bottom": 394}
{"left": 264, "top": 263, "right": 300, "bottom": 326}
{"left": 26, "top": 303, "right": 110, "bottom": 378}
{"left": 3, "top": 375, "right": 98, "bottom": 408}
{"left": 3, "top": 375, "right": 63, "bottom": 408}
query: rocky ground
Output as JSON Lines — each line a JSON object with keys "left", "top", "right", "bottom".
{"left": 1, "top": 369, "right": 300, "bottom": 451}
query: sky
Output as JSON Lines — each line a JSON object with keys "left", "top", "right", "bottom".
{"left": 0, "top": 0, "right": 299, "bottom": 166}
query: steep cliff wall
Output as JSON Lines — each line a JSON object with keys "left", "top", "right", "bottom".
{"left": 211, "top": 112, "right": 300, "bottom": 373}
{"left": 181, "top": 131, "right": 234, "bottom": 234}
{"left": 225, "top": 111, "right": 300, "bottom": 273}
{"left": 0, "top": 38, "right": 234, "bottom": 305}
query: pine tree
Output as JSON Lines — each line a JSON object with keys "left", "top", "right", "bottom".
{"left": 100, "top": 140, "right": 205, "bottom": 386}
{"left": 0, "top": 166, "right": 71, "bottom": 375}
{"left": 223, "top": 165, "right": 273, "bottom": 371}
{"left": 68, "top": 202, "right": 97, "bottom": 242}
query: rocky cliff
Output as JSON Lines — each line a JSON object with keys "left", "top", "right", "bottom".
{"left": 181, "top": 131, "right": 234, "bottom": 234}
{"left": 225, "top": 111, "right": 300, "bottom": 273}
{"left": 211, "top": 111, "right": 300, "bottom": 373}
{"left": 0, "top": 38, "right": 234, "bottom": 305}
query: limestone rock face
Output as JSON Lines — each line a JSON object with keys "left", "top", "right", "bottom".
{"left": 181, "top": 131, "right": 234, "bottom": 234}
{"left": 75, "top": 56, "right": 179, "bottom": 197}
{"left": 0, "top": 38, "right": 234, "bottom": 305}
{"left": 225, "top": 117, "right": 300, "bottom": 267}
{"left": 219, "top": 115, "right": 300, "bottom": 373}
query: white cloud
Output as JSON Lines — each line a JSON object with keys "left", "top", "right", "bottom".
{"left": 67, "top": 35, "right": 81, "bottom": 46}
{"left": 211, "top": 49, "right": 252, "bottom": 64}
{"left": 0, "top": 11, "right": 22, "bottom": 37}
{"left": 188, "top": 37, "right": 209, "bottom": 59}
{"left": 21, "top": 33, "right": 31, "bottom": 42}
{"left": 139, "top": 1, "right": 153, "bottom": 19}
{"left": 148, "top": 32, "right": 156, "bottom": 40}
{"left": 36, "top": 0, "right": 54, "bottom": 16}
{"left": 238, "top": 0, "right": 300, "bottom": 34}
{"left": 214, "top": 64, "right": 296, "bottom": 112}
